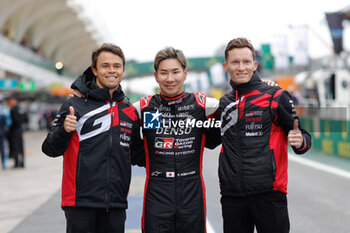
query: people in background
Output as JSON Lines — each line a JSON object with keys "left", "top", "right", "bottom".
{"left": 6, "top": 95, "right": 24, "bottom": 168}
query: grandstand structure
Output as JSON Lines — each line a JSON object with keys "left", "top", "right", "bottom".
{"left": 0, "top": 0, "right": 104, "bottom": 92}
{"left": 1, "top": 1, "right": 349, "bottom": 97}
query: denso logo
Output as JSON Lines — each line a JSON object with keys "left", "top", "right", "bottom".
{"left": 245, "top": 117, "right": 263, "bottom": 122}
{"left": 155, "top": 137, "right": 174, "bottom": 149}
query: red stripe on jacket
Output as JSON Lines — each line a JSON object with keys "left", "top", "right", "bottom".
{"left": 270, "top": 123, "right": 288, "bottom": 194}
{"left": 61, "top": 131, "right": 80, "bottom": 207}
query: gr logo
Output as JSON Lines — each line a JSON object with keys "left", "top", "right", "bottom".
{"left": 155, "top": 137, "right": 174, "bottom": 149}
{"left": 143, "top": 110, "right": 161, "bottom": 129}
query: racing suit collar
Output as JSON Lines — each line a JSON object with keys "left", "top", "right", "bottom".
{"left": 160, "top": 92, "right": 185, "bottom": 105}
{"left": 229, "top": 71, "right": 262, "bottom": 95}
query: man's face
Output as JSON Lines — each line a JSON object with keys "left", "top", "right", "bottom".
{"left": 6, "top": 98, "right": 17, "bottom": 109}
{"left": 223, "top": 47, "right": 258, "bottom": 85}
{"left": 155, "top": 58, "right": 187, "bottom": 97}
{"left": 92, "top": 51, "right": 124, "bottom": 93}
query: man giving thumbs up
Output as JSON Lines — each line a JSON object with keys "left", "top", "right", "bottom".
{"left": 218, "top": 37, "right": 311, "bottom": 233}
{"left": 63, "top": 106, "right": 76, "bottom": 133}
{"left": 42, "top": 43, "right": 144, "bottom": 233}
{"left": 288, "top": 119, "right": 304, "bottom": 149}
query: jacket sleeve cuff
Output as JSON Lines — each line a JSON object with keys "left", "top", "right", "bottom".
{"left": 58, "top": 126, "right": 73, "bottom": 139}
{"left": 294, "top": 137, "right": 307, "bottom": 152}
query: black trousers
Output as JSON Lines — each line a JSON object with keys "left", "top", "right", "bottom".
{"left": 8, "top": 130, "right": 24, "bottom": 167}
{"left": 221, "top": 191, "right": 290, "bottom": 233}
{"left": 143, "top": 177, "right": 206, "bottom": 233}
{"left": 0, "top": 136, "right": 6, "bottom": 169}
{"left": 64, "top": 207, "right": 126, "bottom": 233}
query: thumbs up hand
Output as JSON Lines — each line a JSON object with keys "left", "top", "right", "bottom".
{"left": 288, "top": 119, "right": 303, "bottom": 149}
{"left": 64, "top": 106, "right": 77, "bottom": 133}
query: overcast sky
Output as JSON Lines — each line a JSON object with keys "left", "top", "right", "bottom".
{"left": 79, "top": 0, "right": 349, "bottom": 62}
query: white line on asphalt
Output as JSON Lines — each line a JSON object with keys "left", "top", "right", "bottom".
{"left": 289, "top": 154, "right": 350, "bottom": 179}
{"left": 207, "top": 220, "right": 216, "bottom": 233}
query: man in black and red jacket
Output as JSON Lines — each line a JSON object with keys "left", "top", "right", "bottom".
{"left": 42, "top": 44, "right": 144, "bottom": 233}
{"left": 218, "top": 38, "right": 311, "bottom": 233}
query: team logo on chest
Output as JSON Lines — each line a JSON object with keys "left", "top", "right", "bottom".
{"left": 155, "top": 137, "right": 174, "bottom": 149}
{"left": 220, "top": 97, "right": 244, "bottom": 136}
{"left": 76, "top": 104, "right": 112, "bottom": 141}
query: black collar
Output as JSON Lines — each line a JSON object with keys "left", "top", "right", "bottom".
{"left": 230, "top": 72, "right": 263, "bottom": 95}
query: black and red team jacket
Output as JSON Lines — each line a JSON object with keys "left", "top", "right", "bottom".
{"left": 218, "top": 72, "right": 311, "bottom": 196}
{"left": 42, "top": 67, "right": 145, "bottom": 209}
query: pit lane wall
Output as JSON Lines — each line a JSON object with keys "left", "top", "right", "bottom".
{"left": 299, "top": 117, "right": 350, "bottom": 158}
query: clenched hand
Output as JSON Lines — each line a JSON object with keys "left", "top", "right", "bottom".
{"left": 288, "top": 119, "right": 303, "bottom": 149}
{"left": 64, "top": 106, "right": 77, "bottom": 133}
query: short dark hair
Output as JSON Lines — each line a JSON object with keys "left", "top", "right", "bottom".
{"left": 224, "top": 38, "right": 256, "bottom": 60}
{"left": 154, "top": 47, "right": 187, "bottom": 71}
{"left": 5, "top": 93, "right": 17, "bottom": 101}
{"left": 91, "top": 43, "right": 125, "bottom": 69}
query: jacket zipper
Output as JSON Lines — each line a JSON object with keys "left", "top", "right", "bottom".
{"left": 76, "top": 151, "right": 82, "bottom": 201}
{"left": 106, "top": 101, "right": 114, "bottom": 212}
{"left": 236, "top": 91, "right": 245, "bottom": 194}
